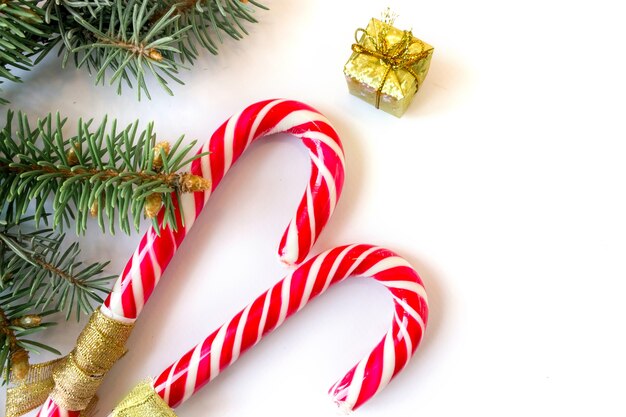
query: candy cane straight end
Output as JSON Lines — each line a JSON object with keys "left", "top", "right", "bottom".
{"left": 332, "top": 399, "right": 355, "bottom": 416}
{"left": 146, "top": 244, "right": 427, "bottom": 413}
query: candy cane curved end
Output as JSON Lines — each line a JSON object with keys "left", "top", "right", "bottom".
{"left": 31, "top": 99, "right": 345, "bottom": 417}
{"left": 190, "top": 98, "right": 345, "bottom": 267}
{"left": 105, "top": 98, "right": 345, "bottom": 321}
{"left": 148, "top": 244, "right": 428, "bottom": 413}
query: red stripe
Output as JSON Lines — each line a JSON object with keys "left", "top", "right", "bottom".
{"left": 208, "top": 123, "right": 227, "bottom": 188}
{"left": 328, "top": 367, "right": 356, "bottom": 402}
{"left": 390, "top": 316, "right": 410, "bottom": 377}
{"left": 353, "top": 343, "right": 386, "bottom": 409}
{"left": 152, "top": 229, "right": 177, "bottom": 271}
{"left": 308, "top": 164, "right": 330, "bottom": 240}
{"left": 218, "top": 314, "right": 242, "bottom": 370}
{"left": 165, "top": 350, "right": 193, "bottom": 407}
{"left": 240, "top": 295, "right": 266, "bottom": 350}
{"left": 230, "top": 105, "right": 258, "bottom": 161}
{"left": 262, "top": 284, "right": 283, "bottom": 335}
{"left": 120, "top": 278, "right": 137, "bottom": 318}
{"left": 309, "top": 247, "right": 343, "bottom": 300}
{"left": 139, "top": 252, "right": 156, "bottom": 301}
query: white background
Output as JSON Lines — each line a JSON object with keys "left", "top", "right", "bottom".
{"left": 2, "top": 0, "right": 626, "bottom": 416}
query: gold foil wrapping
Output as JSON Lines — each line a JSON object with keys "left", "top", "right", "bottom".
{"left": 110, "top": 380, "right": 178, "bottom": 417}
{"left": 5, "top": 308, "right": 135, "bottom": 417}
{"left": 344, "top": 17, "right": 434, "bottom": 117}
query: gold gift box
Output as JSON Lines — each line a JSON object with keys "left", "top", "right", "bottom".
{"left": 344, "top": 18, "right": 434, "bottom": 117}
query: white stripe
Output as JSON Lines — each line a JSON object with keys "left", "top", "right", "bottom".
{"left": 306, "top": 184, "right": 316, "bottom": 253}
{"left": 41, "top": 399, "right": 53, "bottom": 416}
{"left": 130, "top": 250, "right": 145, "bottom": 313}
{"left": 281, "top": 219, "right": 300, "bottom": 265}
{"left": 179, "top": 193, "right": 197, "bottom": 233}
{"left": 210, "top": 321, "right": 230, "bottom": 380}
{"left": 163, "top": 359, "right": 178, "bottom": 404}
{"left": 247, "top": 99, "right": 286, "bottom": 144}
{"left": 296, "top": 129, "right": 345, "bottom": 168}
{"left": 167, "top": 225, "right": 178, "bottom": 252}
{"left": 394, "top": 296, "right": 426, "bottom": 332}
{"left": 231, "top": 303, "right": 253, "bottom": 364}
{"left": 321, "top": 245, "right": 359, "bottom": 293}
{"left": 148, "top": 246, "right": 162, "bottom": 287}
{"left": 344, "top": 246, "right": 380, "bottom": 279}
{"left": 257, "top": 290, "right": 272, "bottom": 342}
{"left": 200, "top": 141, "right": 212, "bottom": 203}
{"left": 181, "top": 344, "right": 203, "bottom": 403}
{"left": 59, "top": 406, "right": 70, "bottom": 417}
{"left": 222, "top": 111, "right": 241, "bottom": 173}
{"left": 395, "top": 312, "right": 414, "bottom": 359}
{"left": 343, "top": 356, "right": 368, "bottom": 410}
{"left": 105, "top": 277, "right": 124, "bottom": 318}
{"left": 310, "top": 153, "right": 337, "bottom": 215}
{"left": 99, "top": 304, "right": 136, "bottom": 324}
{"left": 384, "top": 281, "right": 429, "bottom": 305}
{"left": 277, "top": 273, "right": 292, "bottom": 326}
{"left": 298, "top": 252, "right": 325, "bottom": 311}
{"left": 266, "top": 109, "right": 333, "bottom": 136}
{"left": 375, "top": 330, "right": 396, "bottom": 396}
{"left": 361, "top": 256, "right": 413, "bottom": 277}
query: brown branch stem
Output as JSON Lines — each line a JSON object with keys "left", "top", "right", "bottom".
{"left": 0, "top": 305, "right": 19, "bottom": 352}
{"left": 0, "top": 162, "right": 179, "bottom": 189}
{"left": 0, "top": 162, "right": 210, "bottom": 193}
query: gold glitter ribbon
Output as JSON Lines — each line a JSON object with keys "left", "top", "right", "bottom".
{"left": 5, "top": 308, "right": 134, "bottom": 416}
{"left": 351, "top": 23, "right": 431, "bottom": 108}
{"left": 110, "top": 380, "right": 178, "bottom": 417}
{"left": 5, "top": 359, "right": 63, "bottom": 417}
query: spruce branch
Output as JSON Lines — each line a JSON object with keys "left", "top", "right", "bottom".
{"left": 0, "top": 217, "right": 114, "bottom": 382}
{"left": 56, "top": 0, "right": 190, "bottom": 99}
{"left": 0, "top": 110, "right": 210, "bottom": 235}
{"left": 0, "top": 0, "right": 57, "bottom": 103}
{"left": 153, "top": 0, "right": 269, "bottom": 61}
{"left": 0, "top": 218, "right": 114, "bottom": 320}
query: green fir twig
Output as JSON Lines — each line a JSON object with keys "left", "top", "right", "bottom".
{"left": 0, "top": 217, "right": 113, "bottom": 383}
{"left": 0, "top": 110, "right": 210, "bottom": 235}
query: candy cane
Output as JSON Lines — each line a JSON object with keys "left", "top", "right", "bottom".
{"left": 34, "top": 99, "right": 345, "bottom": 417}
{"left": 111, "top": 244, "right": 428, "bottom": 415}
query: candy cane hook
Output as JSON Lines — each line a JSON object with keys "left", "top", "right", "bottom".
{"left": 27, "top": 99, "right": 345, "bottom": 417}
{"left": 111, "top": 244, "right": 428, "bottom": 415}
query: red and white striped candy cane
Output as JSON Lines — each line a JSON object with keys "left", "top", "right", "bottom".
{"left": 130, "top": 244, "right": 428, "bottom": 413}
{"left": 36, "top": 99, "right": 345, "bottom": 417}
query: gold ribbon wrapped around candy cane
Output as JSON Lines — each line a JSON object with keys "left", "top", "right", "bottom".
{"left": 6, "top": 309, "right": 134, "bottom": 417}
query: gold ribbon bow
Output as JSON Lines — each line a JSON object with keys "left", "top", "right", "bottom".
{"left": 351, "top": 24, "right": 431, "bottom": 109}
{"left": 5, "top": 308, "right": 134, "bottom": 417}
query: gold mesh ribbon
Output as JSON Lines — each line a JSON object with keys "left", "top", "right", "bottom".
{"left": 351, "top": 22, "right": 431, "bottom": 109}
{"left": 51, "top": 308, "right": 135, "bottom": 410}
{"left": 6, "top": 359, "right": 63, "bottom": 417}
{"left": 110, "top": 380, "right": 178, "bottom": 417}
{"left": 5, "top": 308, "right": 134, "bottom": 417}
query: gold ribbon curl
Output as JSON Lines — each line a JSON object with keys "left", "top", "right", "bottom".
{"left": 351, "top": 24, "right": 431, "bottom": 109}
{"left": 110, "top": 380, "right": 178, "bottom": 417}
{"left": 5, "top": 308, "right": 135, "bottom": 417}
